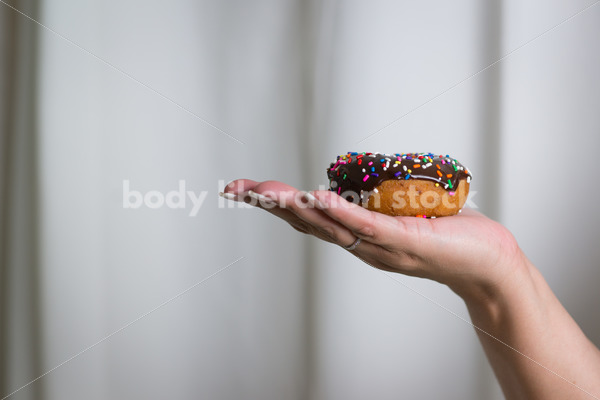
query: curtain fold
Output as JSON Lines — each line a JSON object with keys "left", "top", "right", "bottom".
{"left": 2, "top": 1, "right": 599, "bottom": 399}
{"left": 0, "top": 1, "right": 43, "bottom": 399}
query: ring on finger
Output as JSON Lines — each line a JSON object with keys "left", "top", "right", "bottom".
{"left": 343, "top": 237, "right": 361, "bottom": 251}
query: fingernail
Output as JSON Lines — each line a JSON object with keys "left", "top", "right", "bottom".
{"left": 303, "top": 192, "right": 316, "bottom": 202}
{"left": 248, "top": 190, "right": 277, "bottom": 205}
{"left": 303, "top": 192, "right": 326, "bottom": 208}
{"left": 219, "top": 192, "right": 237, "bottom": 200}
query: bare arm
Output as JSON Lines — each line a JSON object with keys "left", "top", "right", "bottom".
{"left": 464, "top": 257, "right": 600, "bottom": 400}
{"left": 223, "top": 179, "right": 600, "bottom": 399}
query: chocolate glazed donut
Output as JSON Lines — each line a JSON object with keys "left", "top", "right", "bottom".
{"left": 327, "top": 152, "right": 472, "bottom": 218}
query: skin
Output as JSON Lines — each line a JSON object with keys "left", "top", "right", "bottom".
{"left": 223, "top": 179, "right": 600, "bottom": 400}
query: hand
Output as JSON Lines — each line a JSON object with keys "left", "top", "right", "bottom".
{"left": 223, "top": 179, "right": 526, "bottom": 301}
{"left": 224, "top": 180, "right": 600, "bottom": 399}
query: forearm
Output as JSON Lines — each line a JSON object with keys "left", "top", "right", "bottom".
{"left": 462, "top": 256, "right": 600, "bottom": 399}
{"left": 227, "top": 183, "right": 599, "bottom": 397}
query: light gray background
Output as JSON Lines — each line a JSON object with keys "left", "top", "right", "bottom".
{"left": 1, "top": 1, "right": 599, "bottom": 399}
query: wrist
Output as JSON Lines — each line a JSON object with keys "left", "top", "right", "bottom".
{"left": 450, "top": 250, "right": 536, "bottom": 319}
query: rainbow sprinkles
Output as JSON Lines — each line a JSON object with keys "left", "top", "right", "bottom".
{"left": 327, "top": 151, "right": 472, "bottom": 208}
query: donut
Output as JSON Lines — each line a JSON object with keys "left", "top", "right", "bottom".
{"left": 326, "top": 152, "right": 472, "bottom": 218}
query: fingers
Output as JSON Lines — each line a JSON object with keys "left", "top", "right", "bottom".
{"left": 221, "top": 180, "right": 343, "bottom": 244}
{"left": 222, "top": 180, "right": 385, "bottom": 254}
{"left": 311, "top": 190, "right": 420, "bottom": 250}
{"left": 222, "top": 179, "right": 260, "bottom": 196}
{"left": 220, "top": 180, "right": 428, "bottom": 275}
{"left": 250, "top": 182, "right": 358, "bottom": 247}
{"left": 222, "top": 180, "right": 502, "bottom": 283}
{"left": 221, "top": 180, "right": 415, "bottom": 269}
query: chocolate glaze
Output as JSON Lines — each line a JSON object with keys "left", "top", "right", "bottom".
{"left": 327, "top": 152, "right": 472, "bottom": 202}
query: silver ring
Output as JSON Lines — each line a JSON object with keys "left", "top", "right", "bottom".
{"left": 344, "top": 237, "right": 361, "bottom": 251}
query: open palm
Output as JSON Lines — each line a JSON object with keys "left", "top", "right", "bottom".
{"left": 224, "top": 179, "right": 524, "bottom": 299}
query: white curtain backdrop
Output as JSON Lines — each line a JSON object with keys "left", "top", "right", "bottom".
{"left": 1, "top": 1, "right": 599, "bottom": 399}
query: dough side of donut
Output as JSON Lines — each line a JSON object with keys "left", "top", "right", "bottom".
{"left": 365, "top": 179, "right": 470, "bottom": 217}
